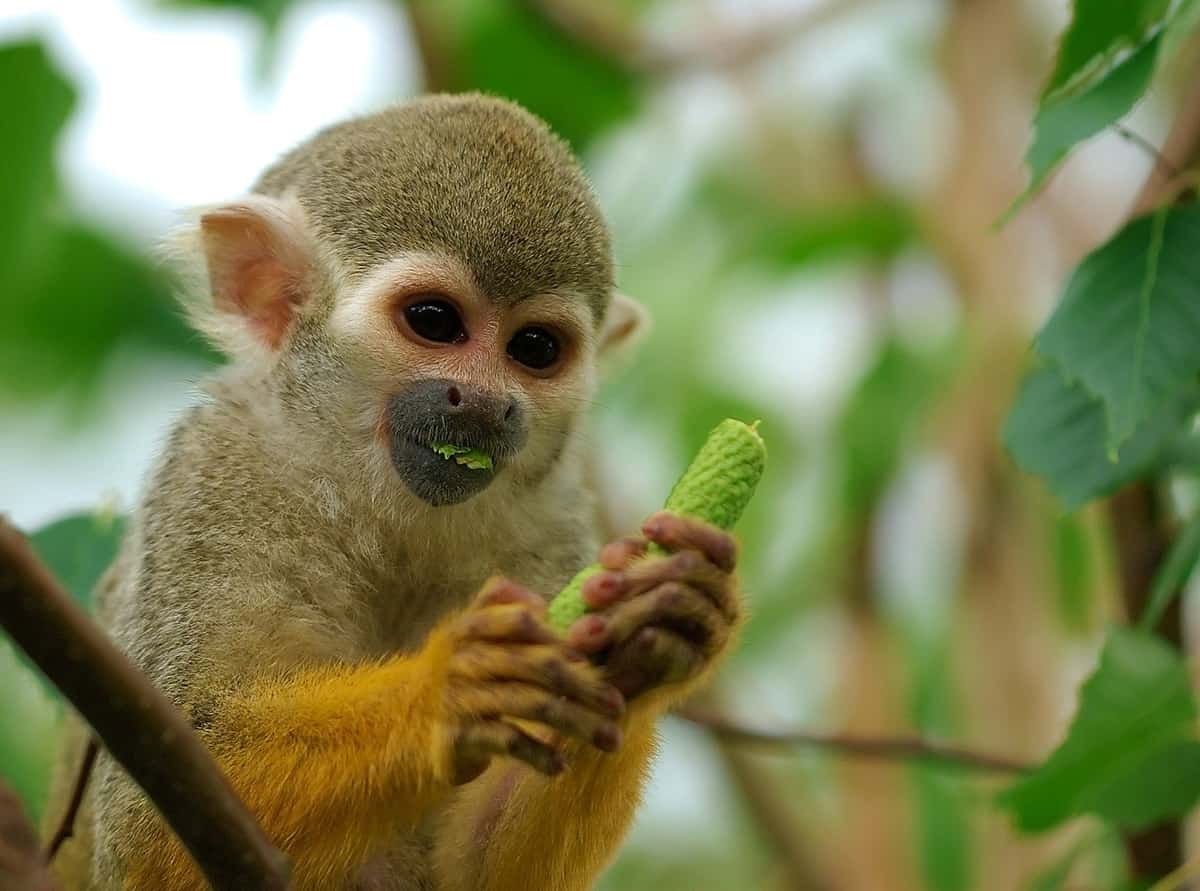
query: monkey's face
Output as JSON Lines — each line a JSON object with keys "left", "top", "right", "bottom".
{"left": 188, "top": 97, "right": 648, "bottom": 512}
{"left": 327, "top": 252, "right": 620, "bottom": 507}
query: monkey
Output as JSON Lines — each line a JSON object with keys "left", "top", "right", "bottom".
{"left": 43, "top": 93, "right": 743, "bottom": 891}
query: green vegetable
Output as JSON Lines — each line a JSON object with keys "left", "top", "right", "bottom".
{"left": 432, "top": 443, "right": 494, "bottom": 471}
{"left": 547, "top": 418, "right": 766, "bottom": 632}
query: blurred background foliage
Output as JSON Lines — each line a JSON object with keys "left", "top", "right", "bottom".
{"left": 2, "top": 0, "right": 1198, "bottom": 888}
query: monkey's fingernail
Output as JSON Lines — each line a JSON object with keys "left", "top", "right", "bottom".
{"left": 593, "top": 725, "right": 621, "bottom": 752}
{"left": 582, "top": 572, "right": 622, "bottom": 606}
{"left": 603, "top": 688, "right": 626, "bottom": 716}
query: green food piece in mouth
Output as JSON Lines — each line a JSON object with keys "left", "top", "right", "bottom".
{"left": 431, "top": 443, "right": 494, "bottom": 471}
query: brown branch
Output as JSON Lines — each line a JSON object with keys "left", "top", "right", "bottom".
{"left": 514, "top": 0, "right": 865, "bottom": 77}
{"left": 44, "top": 737, "right": 97, "bottom": 861}
{"left": 0, "top": 781, "right": 60, "bottom": 891}
{"left": 0, "top": 517, "right": 291, "bottom": 890}
{"left": 678, "top": 708, "right": 1033, "bottom": 775}
{"left": 406, "top": 0, "right": 458, "bottom": 93}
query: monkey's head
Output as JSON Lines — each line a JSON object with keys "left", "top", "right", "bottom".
{"left": 177, "top": 94, "right": 646, "bottom": 508}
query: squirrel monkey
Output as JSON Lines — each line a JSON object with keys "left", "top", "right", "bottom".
{"left": 45, "top": 94, "right": 743, "bottom": 890}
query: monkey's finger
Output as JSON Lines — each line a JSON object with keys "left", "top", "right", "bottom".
{"left": 460, "top": 604, "right": 559, "bottom": 645}
{"left": 474, "top": 577, "right": 547, "bottom": 612}
{"left": 457, "top": 720, "right": 564, "bottom": 777}
{"left": 642, "top": 511, "right": 738, "bottom": 573}
{"left": 565, "top": 614, "right": 610, "bottom": 655}
{"left": 606, "top": 627, "right": 701, "bottom": 699}
{"left": 455, "top": 683, "right": 622, "bottom": 753}
{"left": 452, "top": 643, "right": 624, "bottom": 718}
{"left": 599, "top": 536, "right": 648, "bottom": 571}
{"left": 615, "top": 550, "right": 732, "bottom": 616}
{"left": 604, "top": 583, "right": 728, "bottom": 655}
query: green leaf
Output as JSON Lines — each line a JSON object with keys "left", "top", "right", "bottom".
{"left": 1045, "top": 0, "right": 1169, "bottom": 96}
{"left": 29, "top": 511, "right": 127, "bottom": 608}
{"left": 997, "top": 627, "right": 1200, "bottom": 832}
{"left": 1009, "top": 33, "right": 1161, "bottom": 217}
{"left": 445, "top": 0, "right": 638, "bottom": 150}
{"left": 1003, "top": 363, "right": 1193, "bottom": 510}
{"left": 1037, "top": 205, "right": 1200, "bottom": 455}
{"left": 914, "top": 769, "right": 972, "bottom": 891}
{"left": 1139, "top": 512, "right": 1200, "bottom": 631}
{"left": 839, "top": 337, "right": 961, "bottom": 519}
{"left": 1163, "top": 0, "right": 1200, "bottom": 64}
{"left": 0, "top": 223, "right": 211, "bottom": 400}
{"left": 1050, "top": 512, "right": 1094, "bottom": 632}
{"left": 0, "top": 41, "right": 75, "bottom": 286}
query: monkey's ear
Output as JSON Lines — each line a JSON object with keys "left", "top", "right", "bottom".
{"left": 598, "top": 292, "right": 650, "bottom": 367}
{"left": 194, "top": 197, "right": 313, "bottom": 352}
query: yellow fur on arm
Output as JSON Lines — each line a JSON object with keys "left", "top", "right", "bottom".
{"left": 125, "top": 626, "right": 459, "bottom": 891}
{"left": 435, "top": 710, "right": 659, "bottom": 891}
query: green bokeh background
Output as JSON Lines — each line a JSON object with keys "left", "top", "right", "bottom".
{"left": 0, "top": 1, "right": 1184, "bottom": 888}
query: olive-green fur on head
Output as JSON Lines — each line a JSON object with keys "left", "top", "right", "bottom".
{"left": 254, "top": 93, "right": 614, "bottom": 321}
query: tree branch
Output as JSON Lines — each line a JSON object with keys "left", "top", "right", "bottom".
{"left": 513, "top": 0, "right": 866, "bottom": 77}
{"left": 678, "top": 707, "right": 1033, "bottom": 775}
{"left": 0, "top": 517, "right": 291, "bottom": 890}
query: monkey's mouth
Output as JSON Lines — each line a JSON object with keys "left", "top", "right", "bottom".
{"left": 390, "top": 436, "right": 500, "bottom": 506}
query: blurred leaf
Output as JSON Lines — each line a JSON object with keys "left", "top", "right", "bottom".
{"left": 1163, "top": 0, "right": 1200, "bottom": 64}
{"left": 998, "top": 627, "right": 1200, "bottom": 832}
{"left": 839, "top": 337, "right": 961, "bottom": 520}
{"left": 444, "top": 0, "right": 638, "bottom": 150}
{"left": 1009, "top": 34, "right": 1160, "bottom": 218}
{"left": 28, "top": 511, "right": 126, "bottom": 608}
{"left": 702, "top": 180, "right": 918, "bottom": 269}
{"left": 155, "top": 0, "right": 290, "bottom": 77}
{"left": 1044, "top": 0, "right": 1168, "bottom": 96}
{"left": 156, "top": 0, "right": 290, "bottom": 34}
{"left": 1050, "top": 512, "right": 1094, "bottom": 632}
{"left": 1139, "top": 511, "right": 1200, "bottom": 631}
{"left": 1004, "top": 364, "right": 1194, "bottom": 511}
{"left": 908, "top": 644, "right": 972, "bottom": 891}
{"left": 0, "top": 41, "right": 75, "bottom": 286}
{"left": 1037, "top": 206, "right": 1200, "bottom": 456}
{"left": 915, "top": 769, "right": 972, "bottom": 891}
{"left": 0, "top": 222, "right": 212, "bottom": 400}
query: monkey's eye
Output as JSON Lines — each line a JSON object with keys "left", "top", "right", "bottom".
{"left": 507, "top": 326, "right": 561, "bottom": 371}
{"left": 403, "top": 299, "right": 467, "bottom": 344}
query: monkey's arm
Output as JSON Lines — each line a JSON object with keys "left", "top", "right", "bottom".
{"left": 436, "top": 513, "right": 743, "bottom": 891}
{"left": 125, "top": 634, "right": 457, "bottom": 890}
{"left": 118, "top": 583, "right": 618, "bottom": 891}
{"left": 434, "top": 709, "right": 659, "bottom": 891}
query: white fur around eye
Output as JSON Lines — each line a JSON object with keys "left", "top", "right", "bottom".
{"left": 328, "top": 252, "right": 475, "bottom": 354}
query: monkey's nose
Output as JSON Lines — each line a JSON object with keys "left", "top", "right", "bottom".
{"left": 438, "top": 381, "right": 520, "bottom": 432}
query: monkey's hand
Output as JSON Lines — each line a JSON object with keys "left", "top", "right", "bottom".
{"left": 564, "top": 511, "right": 741, "bottom": 707}
{"left": 441, "top": 578, "right": 626, "bottom": 784}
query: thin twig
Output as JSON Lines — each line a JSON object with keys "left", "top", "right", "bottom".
{"left": 1114, "top": 124, "right": 1181, "bottom": 183}
{"left": 514, "top": 0, "right": 866, "bottom": 77}
{"left": 0, "top": 517, "right": 291, "bottom": 890}
{"left": 678, "top": 707, "right": 1033, "bottom": 774}
{"left": 44, "top": 737, "right": 98, "bottom": 861}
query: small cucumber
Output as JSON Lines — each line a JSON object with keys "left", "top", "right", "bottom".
{"left": 547, "top": 419, "right": 766, "bottom": 632}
